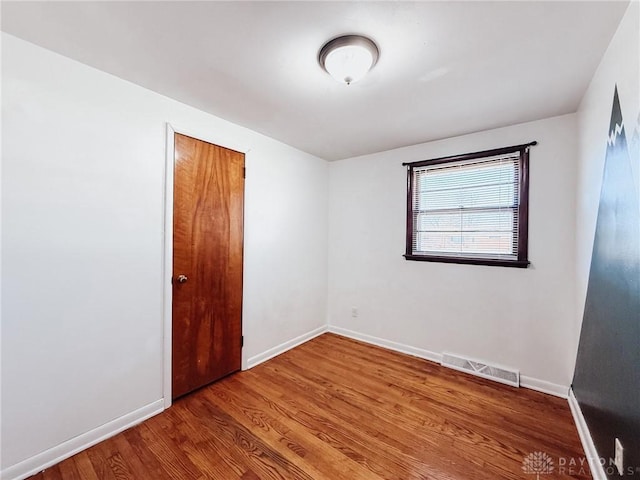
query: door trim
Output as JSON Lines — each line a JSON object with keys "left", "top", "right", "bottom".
{"left": 163, "top": 123, "right": 250, "bottom": 409}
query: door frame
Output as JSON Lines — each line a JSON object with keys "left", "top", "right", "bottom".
{"left": 162, "top": 123, "right": 250, "bottom": 408}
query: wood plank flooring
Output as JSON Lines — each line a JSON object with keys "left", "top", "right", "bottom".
{"left": 31, "top": 333, "right": 591, "bottom": 479}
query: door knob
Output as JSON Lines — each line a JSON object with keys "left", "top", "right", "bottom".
{"left": 176, "top": 274, "right": 188, "bottom": 284}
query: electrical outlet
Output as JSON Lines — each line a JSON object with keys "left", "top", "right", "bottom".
{"left": 614, "top": 438, "right": 624, "bottom": 476}
{"left": 351, "top": 307, "right": 358, "bottom": 318}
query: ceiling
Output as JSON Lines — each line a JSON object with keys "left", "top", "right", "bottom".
{"left": 1, "top": 1, "right": 629, "bottom": 161}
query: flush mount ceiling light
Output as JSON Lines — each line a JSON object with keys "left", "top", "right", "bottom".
{"left": 319, "top": 35, "right": 379, "bottom": 85}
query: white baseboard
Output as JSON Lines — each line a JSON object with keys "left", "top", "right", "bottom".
{"left": 328, "top": 325, "right": 442, "bottom": 363}
{"left": 1, "top": 399, "right": 164, "bottom": 480}
{"left": 520, "top": 376, "right": 569, "bottom": 399}
{"left": 328, "top": 325, "right": 569, "bottom": 398}
{"left": 246, "top": 325, "right": 327, "bottom": 369}
{"left": 568, "top": 388, "right": 607, "bottom": 480}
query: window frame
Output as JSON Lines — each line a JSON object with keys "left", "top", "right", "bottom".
{"left": 403, "top": 142, "right": 535, "bottom": 268}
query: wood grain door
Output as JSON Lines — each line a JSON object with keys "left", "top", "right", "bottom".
{"left": 172, "top": 133, "right": 244, "bottom": 399}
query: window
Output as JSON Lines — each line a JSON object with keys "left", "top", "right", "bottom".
{"left": 404, "top": 142, "right": 535, "bottom": 268}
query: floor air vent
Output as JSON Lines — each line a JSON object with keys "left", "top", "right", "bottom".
{"left": 441, "top": 353, "right": 520, "bottom": 387}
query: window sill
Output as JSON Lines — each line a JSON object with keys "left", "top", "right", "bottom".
{"left": 403, "top": 254, "right": 530, "bottom": 268}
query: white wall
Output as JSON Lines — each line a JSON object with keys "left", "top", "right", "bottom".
{"left": 328, "top": 114, "right": 578, "bottom": 390}
{"left": 576, "top": 1, "right": 639, "bottom": 324}
{"left": 1, "top": 33, "right": 328, "bottom": 475}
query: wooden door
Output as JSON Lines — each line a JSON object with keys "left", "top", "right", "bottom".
{"left": 172, "top": 133, "right": 244, "bottom": 399}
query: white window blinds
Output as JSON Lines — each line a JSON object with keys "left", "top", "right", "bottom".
{"left": 405, "top": 143, "right": 533, "bottom": 267}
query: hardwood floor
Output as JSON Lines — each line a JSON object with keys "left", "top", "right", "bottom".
{"left": 31, "top": 333, "right": 590, "bottom": 479}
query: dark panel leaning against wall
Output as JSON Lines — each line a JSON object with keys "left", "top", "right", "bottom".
{"left": 572, "top": 87, "right": 640, "bottom": 479}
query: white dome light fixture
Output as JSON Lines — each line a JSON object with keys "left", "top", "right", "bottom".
{"left": 319, "top": 35, "right": 379, "bottom": 85}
